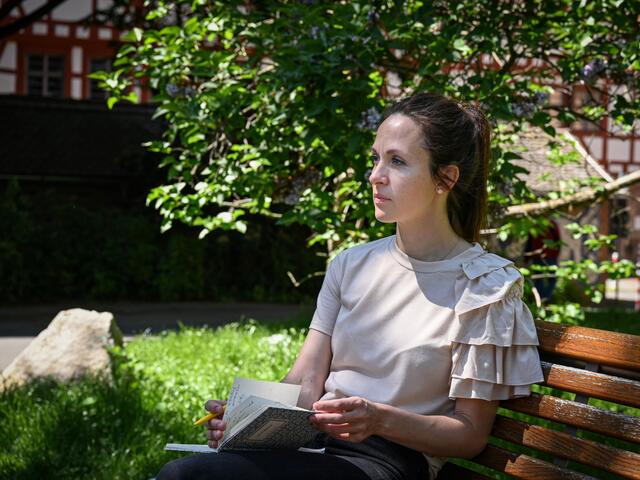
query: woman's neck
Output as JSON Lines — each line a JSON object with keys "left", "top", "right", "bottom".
{"left": 395, "top": 219, "right": 467, "bottom": 262}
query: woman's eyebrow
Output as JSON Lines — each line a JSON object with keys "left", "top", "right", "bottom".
{"left": 371, "top": 147, "right": 407, "bottom": 156}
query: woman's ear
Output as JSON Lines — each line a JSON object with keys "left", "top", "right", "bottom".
{"left": 438, "top": 165, "right": 460, "bottom": 191}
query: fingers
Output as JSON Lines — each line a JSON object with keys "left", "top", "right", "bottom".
{"left": 205, "top": 418, "right": 226, "bottom": 431}
{"left": 204, "top": 400, "right": 226, "bottom": 416}
{"left": 202, "top": 399, "right": 227, "bottom": 449}
{"left": 205, "top": 428, "right": 225, "bottom": 441}
{"left": 311, "top": 412, "right": 346, "bottom": 424}
{"left": 310, "top": 396, "right": 380, "bottom": 443}
{"left": 315, "top": 407, "right": 370, "bottom": 422}
{"left": 313, "top": 396, "right": 367, "bottom": 412}
{"left": 204, "top": 416, "right": 226, "bottom": 449}
{"left": 312, "top": 402, "right": 368, "bottom": 426}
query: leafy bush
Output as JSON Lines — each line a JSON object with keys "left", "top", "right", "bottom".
{"left": 0, "top": 181, "right": 324, "bottom": 303}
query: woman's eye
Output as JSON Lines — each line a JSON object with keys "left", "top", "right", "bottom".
{"left": 391, "top": 156, "right": 405, "bottom": 165}
{"left": 370, "top": 155, "right": 379, "bottom": 164}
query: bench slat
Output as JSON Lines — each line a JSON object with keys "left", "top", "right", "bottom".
{"left": 535, "top": 320, "right": 640, "bottom": 372}
{"left": 492, "top": 416, "right": 640, "bottom": 479}
{"left": 502, "top": 393, "right": 640, "bottom": 444}
{"left": 541, "top": 361, "right": 640, "bottom": 408}
{"left": 473, "top": 444, "right": 596, "bottom": 479}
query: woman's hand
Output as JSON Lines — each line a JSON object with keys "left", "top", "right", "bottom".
{"left": 310, "top": 396, "right": 383, "bottom": 443}
{"left": 203, "top": 400, "right": 227, "bottom": 449}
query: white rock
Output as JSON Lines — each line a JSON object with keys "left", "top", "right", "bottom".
{"left": 1, "top": 308, "right": 123, "bottom": 390}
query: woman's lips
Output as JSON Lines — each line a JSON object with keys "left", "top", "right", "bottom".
{"left": 374, "top": 193, "right": 390, "bottom": 204}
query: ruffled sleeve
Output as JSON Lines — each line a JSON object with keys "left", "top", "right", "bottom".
{"left": 448, "top": 253, "right": 544, "bottom": 401}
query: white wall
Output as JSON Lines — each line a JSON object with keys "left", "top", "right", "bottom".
{"left": 50, "top": 0, "right": 94, "bottom": 22}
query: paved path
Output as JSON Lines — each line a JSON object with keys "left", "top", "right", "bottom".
{"left": 0, "top": 302, "right": 312, "bottom": 370}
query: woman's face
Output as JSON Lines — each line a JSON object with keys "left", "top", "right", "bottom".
{"left": 369, "top": 114, "right": 440, "bottom": 225}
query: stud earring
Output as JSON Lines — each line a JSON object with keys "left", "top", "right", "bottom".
{"left": 436, "top": 187, "right": 444, "bottom": 194}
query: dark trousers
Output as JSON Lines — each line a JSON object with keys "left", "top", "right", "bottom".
{"left": 156, "top": 449, "right": 372, "bottom": 480}
{"left": 156, "top": 435, "right": 430, "bottom": 480}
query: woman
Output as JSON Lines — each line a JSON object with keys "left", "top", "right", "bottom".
{"left": 157, "top": 93, "right": 544, "bottom": 479}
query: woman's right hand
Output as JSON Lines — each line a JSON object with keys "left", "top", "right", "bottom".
{"left": 203, "top": 400, "right": 227, "bottom": 449}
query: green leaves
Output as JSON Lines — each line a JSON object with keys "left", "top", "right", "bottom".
{"left": 98, "top": 0, "right": 640, "bottom": 325}
{"left": 452, "top": 38, "right": 472, "bottom": 58}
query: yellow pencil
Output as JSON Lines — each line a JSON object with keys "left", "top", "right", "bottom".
{"left": 193, "top": 405, "right": 227, "bottom": 427}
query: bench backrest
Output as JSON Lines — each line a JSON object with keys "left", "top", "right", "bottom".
{"left": 439, "top": 320, "right": 640, "bottom": 480}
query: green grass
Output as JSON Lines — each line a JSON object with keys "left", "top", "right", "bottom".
{"left": 0, "top": 321, "right": 305, "bottom": 479}
{"left": 0, "top": 308, "right": 637, "bottom": 479}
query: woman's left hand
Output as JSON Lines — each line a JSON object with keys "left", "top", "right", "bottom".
{"left": 310, "top": 396, "right": 383, "bottom": 443}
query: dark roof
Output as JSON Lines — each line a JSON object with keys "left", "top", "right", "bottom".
{"left": 0, "top": 95, "right": 163, "bottom": 180}
{"left": 509, "top": 126, "right": 611, "bottom": 193}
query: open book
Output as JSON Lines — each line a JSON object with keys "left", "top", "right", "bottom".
{"left": 165, "top": 377, "right": 320, "bottom": 453}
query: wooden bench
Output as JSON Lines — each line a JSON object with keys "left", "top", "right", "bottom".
{"left": 438, "top": 320, "right": 640, "bottom": 479}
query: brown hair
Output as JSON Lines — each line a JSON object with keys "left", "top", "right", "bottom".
{"left": 383, "top": 92, "right": 490, "bottom": 243}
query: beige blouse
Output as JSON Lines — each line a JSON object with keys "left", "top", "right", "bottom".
{"left": 309, "top": 235, "right": 544, "bottom": 478}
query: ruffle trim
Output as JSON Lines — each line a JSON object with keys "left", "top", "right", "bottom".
{"left": 449, "top": 378, "right": 534, "bottom": 401}
{"left": 451, "top": 342, "right": 545, "bottom": 385}
{"left": 455, "top": 253, "right": 521, "bottom": 316}
{"left": 449, "top": 343, "right": 544, "bottom": 401}
{"left": 449, "top": 292, "right": 539, "bottom": 347}
{"left": 448, "top": 251, "right": 544, "bottom": 401}
{"left": 461, "top": 252, "right": 513, "bottom": 280}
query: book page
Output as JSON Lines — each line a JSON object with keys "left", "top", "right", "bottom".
{"left": 223, "top": 395, "right": 274, "bottom": 438}
{"left": 226, "top": 377, "right": 302, "bottom": 413}
{"left": 165, "top": 443, "right": 218, "bottom": 453}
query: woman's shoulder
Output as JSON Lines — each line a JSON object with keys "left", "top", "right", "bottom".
{"left": 332, "top": 235, "right": 393, "bottom": 264}
{"left": 455, "top": 247, "right": 524, "bottom": 315}
{"left": 460, "top": 248, "right": 519, "bottom": 280}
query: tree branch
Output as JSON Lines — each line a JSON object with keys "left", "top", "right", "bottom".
{"left": 0, "top": 0, "right": 66, "bottom": 41}
{"left": 546, "top": 105, "right": 611, "bottom": 135}
{"left": 504, "top": 169, "right": 640, "bottom": 217}
{"left": 286, "top": 270, "right": 325, "bottom": 288}
{"left": 219, "top": 200, "right": 282, "bottom": 219}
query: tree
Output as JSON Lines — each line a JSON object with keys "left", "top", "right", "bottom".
{"left": 98, "top": 0, "right": 640, "bottom": 322}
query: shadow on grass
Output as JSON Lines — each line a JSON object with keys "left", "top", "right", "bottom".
{"left": 0, "top": 357, "right": 196, "bottom": 479}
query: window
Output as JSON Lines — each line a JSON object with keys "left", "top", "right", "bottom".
{"left": 27, "top": 54, "right": 64, "bottom": 97}
{"left": 89, "top": 58, "right": 111, "bottom": 100}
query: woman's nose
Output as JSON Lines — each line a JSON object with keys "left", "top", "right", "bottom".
{"left": 368, "top": 163, "right": 387, "bottom": 185}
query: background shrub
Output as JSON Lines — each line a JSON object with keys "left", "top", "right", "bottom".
{"left": 0, "top": 180, "right": 324, "bottom": 304}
